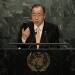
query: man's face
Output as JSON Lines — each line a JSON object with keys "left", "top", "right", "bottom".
{"left": 31, "top": 6, "right": 46, "bottom": 26}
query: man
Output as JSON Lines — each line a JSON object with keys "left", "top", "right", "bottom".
{"left": 17, "top": 4, "right": 60, "bottom": 49}
{"left": 15, "top": 4, "right": 61, "bottom": 75}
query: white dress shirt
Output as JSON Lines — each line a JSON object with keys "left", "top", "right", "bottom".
{"left": 22, "top": 21, "right": 44, "bottom": 43}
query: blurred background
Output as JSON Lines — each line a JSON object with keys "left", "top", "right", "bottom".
{"left": 0, "top": 0, "right": 75, "bottom": 48}
{"left": 0, "top": 0, "right": 75, "bottom": 75}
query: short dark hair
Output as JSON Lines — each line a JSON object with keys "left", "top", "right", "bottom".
{"left": 31, "top": 4, "right": 45, "bottom": 14}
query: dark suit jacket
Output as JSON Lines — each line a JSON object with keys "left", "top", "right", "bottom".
{"left": 17, "top": 21, "right": 60, "bottom": 49}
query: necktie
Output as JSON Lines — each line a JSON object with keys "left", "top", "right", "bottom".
{"left": 35, "top": 27, "right": 40, "bottom": 49}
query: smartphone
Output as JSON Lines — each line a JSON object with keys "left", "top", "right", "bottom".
{"left": 23, "top": 22, "right": 28, "bottom": 30}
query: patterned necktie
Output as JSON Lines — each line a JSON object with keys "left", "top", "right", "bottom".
{"left": 35, "top": 27, "right": 40, "bottom": 49}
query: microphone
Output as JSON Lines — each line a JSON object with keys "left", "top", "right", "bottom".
{"left": 28, "top": 32, "right": 37, "bottom": 49}
{"left": 44, "top": 31, "right": 50, "bottom": 49}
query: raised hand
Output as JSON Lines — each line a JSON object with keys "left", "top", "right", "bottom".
{"left": 22, "top": 27, "right": 30, "bottom": 40}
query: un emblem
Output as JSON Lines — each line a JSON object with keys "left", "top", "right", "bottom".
{"left": 27, "top": 52, "right": 50, "bottom": 72}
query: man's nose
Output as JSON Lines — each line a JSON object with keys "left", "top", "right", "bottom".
{"left": 35, "top": 15, "right": 39, "bottom": 20}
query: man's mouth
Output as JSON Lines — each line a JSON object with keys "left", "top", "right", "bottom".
{"left": 35, "top": 21, "right": 38, "bottom": 22}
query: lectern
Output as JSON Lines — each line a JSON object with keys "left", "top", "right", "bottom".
{"left": 0, "top": 43, "right": 74, "bottom": 75}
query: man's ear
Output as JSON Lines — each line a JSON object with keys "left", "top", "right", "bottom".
{"left": 44, "top": 13, "right": 46, "bottom": 19}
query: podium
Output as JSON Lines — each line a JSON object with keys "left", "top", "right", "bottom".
{"left": 0, "top": 43, "right": 75, "bottom": 75}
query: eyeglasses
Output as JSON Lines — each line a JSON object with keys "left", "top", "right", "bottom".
{"left": 32, "top": 14, "right": 44, "bottom": 17}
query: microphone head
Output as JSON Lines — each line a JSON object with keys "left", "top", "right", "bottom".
{"left": 45, "top": 31, "right": 47, "bottom": 33}
{"left": 35, "top": 32, "right": 37, "bottom": 35}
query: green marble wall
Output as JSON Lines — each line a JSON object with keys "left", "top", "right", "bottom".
{"left": 0, "top": 0, "right": 75, "bottom": 48}
{"left": 0, "top": 0, "right": 75, "bottom": 74}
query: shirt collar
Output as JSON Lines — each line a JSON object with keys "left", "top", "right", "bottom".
{"left": 34, "top": 21, "right": 44, "bottom": 31}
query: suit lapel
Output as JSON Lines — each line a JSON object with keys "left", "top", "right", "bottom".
{"left": 40, "top": 21, "right": 47, "bottom": 43}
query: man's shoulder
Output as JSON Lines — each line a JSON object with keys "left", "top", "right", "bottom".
{"left": 44, "top": 21, "right": 58, "bottom": 28}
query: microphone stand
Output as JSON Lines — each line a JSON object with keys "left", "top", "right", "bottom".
{"left": 28, "top": 32, "right": 37, "bottom": 49}
{"left": 44, "top": 31, "right": 50, "bottom": 49}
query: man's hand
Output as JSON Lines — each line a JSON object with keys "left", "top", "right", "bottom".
{"left": 22, "top": 27, "right": 30, "bottom": 40}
